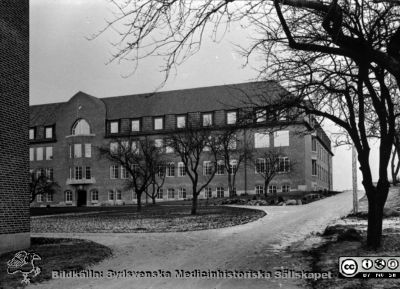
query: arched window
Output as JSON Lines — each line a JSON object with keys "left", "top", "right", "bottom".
{"left": 72, "top": 119, "right": 91, "bottom": 135}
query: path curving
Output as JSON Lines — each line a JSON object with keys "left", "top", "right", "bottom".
{"left": 31, "top": 190, "right": 354, "bottom": 289}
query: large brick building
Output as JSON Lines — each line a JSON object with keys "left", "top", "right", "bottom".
{"left": 29, "top": 81, "right": 333, "bottom": 207}
{"left": 0, "top": 0, "right": 30, "bottom": 253}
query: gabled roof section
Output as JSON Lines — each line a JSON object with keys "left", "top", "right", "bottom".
{"left": 101, "top": 81, "right": 286, "bottom": 119}
{"left": 30, "top": 102, "right": 64, "bottom": 126}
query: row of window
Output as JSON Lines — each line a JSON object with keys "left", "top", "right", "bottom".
{"left": 255, "top": 184, "right": 290, "bottom": 195}
{"left": 109, "top": 130, "right": 289, "bottom": 156}
{"left": 69, "top": 166, "right": 92, "bottom": 180}
{"left": 255, "top": 157, "right": 290, "bottom": 173}
{"left": 109, "top": 111, "right": 239, "bottom": 134}
{"left": 312, "top": 137, "right": 329, "bottom": 163}
{"left": 254, "top": 130, "right": 289, "bottom": 148}
{"left": 311, "top": 160, "right": 330, "bottom": 183}
{"left": 30, "top": 168, "right": 54, "bottom": 181}
{"left": 58, "top": 185, "right": 291, "bottom": 204}
{"left": 69, "top": 143, "right": 92, "bottom": 158}
{"left": 109, "top": 156, "right": 291, "bottom": 180}
{"left": 36, "top": 193, "right": 53, "bottom": 202}
{"left": 29, "top": 126, "right": 54, "bottom": 140}
{"left": 29, "top": 147, "right": 53, "bottom": 161}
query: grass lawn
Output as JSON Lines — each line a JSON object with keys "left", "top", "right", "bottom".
{"left": 300, "top": 187, "right": 400, "bottom": 289}
{"left": 31, "top": 204, "right": 265, "bottom": 233}
{"left": 0, "top": 237, "right": 112, "bottom": 289}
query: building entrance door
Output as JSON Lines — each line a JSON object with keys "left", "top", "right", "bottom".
{"left": 77, "top": 190, "right": 87, "bottom": 207}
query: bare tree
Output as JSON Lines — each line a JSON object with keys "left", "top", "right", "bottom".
{"left": 253, "top": 148, "right": 293, "bottom": 199}
{"left": 95, "top": 0, "right": 400, "bottom": 248}
{"left": 98, "top": 137, "right": 163, "bottom": 211}
{"left": 215, "top": 127, "right": 253, "bottom": 197}
{"left": 166, "top": 124, "right": 220, "bottom": 215}
{"left": 147, "top": 161, "right": 167, "bottom": 205}
{"left": 29, "top": 169, "right": 59, "bottom": 203}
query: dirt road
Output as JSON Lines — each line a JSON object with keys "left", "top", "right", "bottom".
{"left": 32, "top": 190, "right": 355, "bottom": 289}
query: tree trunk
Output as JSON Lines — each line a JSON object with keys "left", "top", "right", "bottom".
{"left": 136, "top": 192, "right": 142, "bottom": 212}
{"left": 151, "top": 196, "right": 156, "bottom": 205}
{"left": 227, "top": 173, "right": 233, "bottom": 197}
{"left": 264, "top": 179, "right": 270, "bottom": 199}
{"left": 191, "top": 189, "right": 198, "bottom": 215}
{"left": 366, "top": 183, "right": 389, "bottom": 249}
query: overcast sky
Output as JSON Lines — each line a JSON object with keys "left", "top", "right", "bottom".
{"left": 30, "top": 0, "right": 375, "bottom": 191}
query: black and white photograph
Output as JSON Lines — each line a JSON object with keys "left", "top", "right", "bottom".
{"left": 1, "top": 0, "right": 400, "bottom": 288}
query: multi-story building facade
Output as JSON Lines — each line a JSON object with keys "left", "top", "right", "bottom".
{"left": 29, "top": 81, "right": 333, "bottom": 207}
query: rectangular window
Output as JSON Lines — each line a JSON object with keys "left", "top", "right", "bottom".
{"left": 229, "top": 160, "right": 238, "bottom": 175}
{"left": 176, "top": 115, "right": 186, "bottom": 128}
{"left": 85, "top": 166, "right": 91, "bottom": 179}
{"left": 203, "top": 161, "right": 212, "bottom": 176}
{"left": 154, "top": 117, "right": 164, "bottom": 130}
{"left": 226, "top": 111, "right": 237, "bottom": 125}
{"left": 216, "top": 187, "right": 225, "bottom": 198}
{"left": 131, "top": 141, "right": 139, "bottom": 154}
{"left": 312, "top": 159, "right": 317, "bottom": 176}
{"left": 166, "top": 162, "right": 175, "bottom": 177}
{"left": 256, "top": 108, "right": 267, "bottom": 123}
{"left": 312, "top": 137, "right": 317, "bottom": 152}
{"left": 29, "top": 148, "right": 34, "bottom": 161}
{"left": 121, "top": 166, "right": 129, "bottom": 179}
{"left": 204, "top": 187, "right": 212, "bottom": 198}
{"left": 178, "top": 162, "right": 186, "bottom": 177}
{"left": 167, "top": 188, "right": 175, "bottom": 199}
{"left": 47, "top": 193, "right": 53, "bottom": 202}
{"left": 37, "top": 194, "right": 43, "bottom": 202}
{"left": 45, "top": 168, "right": 54, "bottom": 181}
{"left": 255, "top": 185, "right": 265, "bottom": 195}
{"left": 65, "top": 191, "right": 73, "bottom": 203}
{"left": 110, "top": 142, "right": 118, "bottom": 154}
{"left": 45, "top": 147, "right": 53, "bottom": 160}
{"left": 45, "top": 126, "right": 53, "bottom": 139}
{"left": 178, "top": 188, "right": 186, "bottom": 199}
{"left": 274, "top": 130, "right": 289, "bottom": 147}
{"left": 91, "top": 190, "right": 99, "bottom": 202}
{"left": 202, "top": 113, "right": 213, "bottom": 126}
{"left": 255, "top": 158, "right": 266, "bottom": 174}
{"left": 216, "top": 161, "right": 225, "bottom": 175}
{"left": 36, "top": 147, "right": 43, "bottom": 161}
{"left": 154, "top": 139, "right": 163, "bottom": 148}
{"left": 75, "top": 166, "right": 83, "bottom": 180}
{"left": 85, "top": 143, "right": 92, "bottom": 158}
{"left": 278, "top": 157, "right": 290, "bottom": 173}
{"left": 228, "top": 136, "right": 237, "bottom": 150}
{"left": 165, "top": 145, "right": 174, "bottom": 154}
{"left": 131, "top": 119, "right": 140, "bottom": 132}
{"left": 110, "top": 165, "right": 119, "bottom": 179}
{"left": 74, "top": 143, "right": 82, "bottom": 158}
{"left": 108, "top": 190, "right": 114, "bottom": 201}
{"left": 116, "top": 190, "right": 122, "bottom": 201}
{"left": 69, "top": 144, "right": 72, "bottom": 159}
{"left": 282, "top": 185, "right": 290, "bottom": 193}
{"left": 110, "top": 121, "right": 119, "bottom": 133}
{"left": 254, "top": 132, "right": 270, "bottom": 148}
{"left": 156, "top": 189, "right": 163, "bottom": 199}
{"left": 268, "top": 185, "right": 277, "bottom": 195}
{"left": 29, "top": 128, "right": 35, "bottom": 140}
{"left": 157, "top": 164, "right": 165, "bottom": 177}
